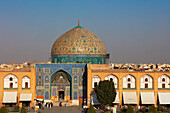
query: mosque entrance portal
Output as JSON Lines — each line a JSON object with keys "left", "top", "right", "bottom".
{"left": 59, "top": 91, "right": 64, "bottom": 100}
{"left": 51, "top": 70, "right": 71, "bottom": 102}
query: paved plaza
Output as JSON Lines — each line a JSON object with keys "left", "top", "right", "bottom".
{"left": 38, "top": 106, "right": 84, "bottom": 113}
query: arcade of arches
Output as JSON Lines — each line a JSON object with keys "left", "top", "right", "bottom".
{"left": 88, "top": 63, "right": 170, "bottom": 107}
{"left": 34, "top": 63, "right": 170, "bottom": 107}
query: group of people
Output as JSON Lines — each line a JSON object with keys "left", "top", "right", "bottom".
{"left": 37, "top": 102, "right": 53, "bottom": 108}
{"left": 37, "top": 100, "right": 68, "bottom": 108}
{"left": 45, "top": 102, "right": 53, "bottom": 108}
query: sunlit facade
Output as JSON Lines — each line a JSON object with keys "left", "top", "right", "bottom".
{"left": 0, "top": 23, "right": 170, "bottom": 108}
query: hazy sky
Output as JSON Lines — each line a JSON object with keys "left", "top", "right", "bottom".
{"left": 0, "top": 0, "right": 170, "bottom": 64}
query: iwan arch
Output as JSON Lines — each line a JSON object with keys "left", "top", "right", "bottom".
{"left": 50, "top": 70, "right": 72, "bottom": 101}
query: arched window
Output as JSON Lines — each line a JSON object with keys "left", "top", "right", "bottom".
{"left": 9, "top": 77, "right": 13, "bottom": 81}
{"left": 60, "top": 79, "right": 63, "bottom": 84}
{"left": 145, "top": 78, "right": 148, "bottom": 82}
{"left": 10, "top": 83, "right": 13, "bottom": 88}
{"left": 92, "top": 75, "right": 100, "bottom": 88}
{"left": 128, "top": 78, "right": 131, "bottom": 82}
{"left": 110, "top": 78, "right": 113, "bottom": 81}
{"left": 162, "top": 83, "right": 165, "bottom": 88}
{"left": 73, "top": 91, "right": 78, "bottom": 99}
{"left": 45, "top": 75, "right": 49, "bottom": 83}
{"left": 74, "top": 76, "right": 78, "bottom": 83}
{"left": 38, "top": 81, "right": 42, "bottom": 86}
{"left": 158, "top": 75, "right": 170, "bottom": 89}
{"left": 140, "top": 75, "right": 153, "bottom": 89}
{"left": 38, "top": 76, "right": 42, "bottom": 79}
{"left": 4, "top": 74, "right": 18, "bottom": 88}
{"left": 123, "top": 74, "right": 136, "bottom": 89}
{"left": 162, "top": 78, "right": 165, "bottom": 82}
{"left": 127, "top": 83, "right": 131, "bottom": 88}
{"left": 52, "top": 88, "right": 57, "bottom": 96}
{"left": 22, "top": 76, "right": 30, "bottom": 88}
{"left": 145, "top": 83, "right": 148, "bottom": 88}
{"left": 105, "top": 74, "right": 118, "bottom": 88}
{"left": 45, "top": 91, "right": 49, "bottom": 99}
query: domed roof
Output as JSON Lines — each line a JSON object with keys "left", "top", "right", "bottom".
{"left": 51, "top": 25, "right": 106, "bottom": 55}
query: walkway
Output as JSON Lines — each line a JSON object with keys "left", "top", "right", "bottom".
{"left": 38, "top": 106, "right": 83, "bottom": 113}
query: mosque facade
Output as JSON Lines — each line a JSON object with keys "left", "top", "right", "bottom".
{"left": 0, "top": 22, "right": 170, "bottom": 108}
{"left": 35, "top": 23, "right": 108, "bottom": 105}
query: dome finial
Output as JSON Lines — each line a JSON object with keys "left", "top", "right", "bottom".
{"left": 78, "top": 18, "right": 80, "bottom": 26}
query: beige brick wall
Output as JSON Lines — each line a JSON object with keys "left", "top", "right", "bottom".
{"left": 0, "top": 68, "right": 36, "bottom": 107}
{"left": 87, "top": 64, "right": 170, "bottom": 107}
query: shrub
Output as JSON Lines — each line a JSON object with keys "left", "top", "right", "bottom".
{"left": 158, "top": 111, "right": 162, "bottom": 113}
{"left": 140, "top": 106, "right": 147, "bottom": 113}
{"left": 105, "top": 111, "right": 111, "bottom": 113}
{"left": 121, "top": 106, "right": 127, "bottom": 112}
{"left": 136, "top": 111, "right": 142, "bottom": 113}
{"left": 148, "top": 105, "right": 158, "bottom": 113}
{"left": 126, "top": 105, "right": 134, "bottom": 113}
{"left": 157, "top": 105, "right": 164, "bottom": 112}
{"left": 0, "top": 106, "right": 8, "bottom": 113}
{"left": 87, "top": 104, "right": 97, "bottom": 113}
{"left": 20, "top": 106, "right": 27, "bottom": 113}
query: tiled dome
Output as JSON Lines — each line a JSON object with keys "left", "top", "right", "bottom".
{"left": 51, "top": 26, "right": 106, "bottom": 55}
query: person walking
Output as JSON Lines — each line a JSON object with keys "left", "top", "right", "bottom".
{"left": 59, "top": 102, "right": 62, "bottom": 107}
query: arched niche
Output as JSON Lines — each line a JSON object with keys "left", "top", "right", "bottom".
{"left": 4, "top": 74, "right": 18, "bottom": 88}
{"left": 22, "top": 76, "right": 30, "bottom": 88}
{"left": 92, "top": 75, "right": 100, "bottom": 88}
{"left": 158, "top": 74, "right": 170, "bottom": 89}
{"left": 123, "top": 74, "right": 136, "bottom": 89}
{"left": 50, "top": 70, "right": 72, "bottom": 101}
{"left": 140, "top": 74, "right": 153, "bottom": 89}
{"left": 105, "top": 74, "right": 118, "bottom": 88}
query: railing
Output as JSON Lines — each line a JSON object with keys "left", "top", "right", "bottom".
{"left": 4, "top": 88, "right": 18, "bottom": 89}
{"left": 22, "top": 88, "right": 30, "bottom": 89}
{"left": 123, "top": 88, "right": 136, "bottom": 90}
{"left": 140, "top": 88, "right": 154, "bottom": 90}
{"left": 158, "top": 88, "right": 170, "bottom": 90}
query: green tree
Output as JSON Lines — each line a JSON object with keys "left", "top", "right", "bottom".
{"left": 20, "top": 106, "right": 27, "bottom": 113}
{"left": 126, "top": 105, "right": 134, "bottom": 113}
{"left": 148, "top": 105, "right": 158, "bottom": 113}
{"left": 87, "top": 104, "right": 97, "bottom": 113}
{"left": 94, "top": 80, "right": 116, "bottom": 106}
{"left": 0, "top": 106, "right": 8, "bottom": 113}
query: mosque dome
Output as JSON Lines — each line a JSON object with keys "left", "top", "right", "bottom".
{"left": 51, "top": 26, "right": 106, "bottom": 56}
{"left": 51, "top": 21, "right": 108, "bottom": 64}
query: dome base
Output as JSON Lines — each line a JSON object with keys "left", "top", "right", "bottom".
{"left": 51, "top": 54, "right": 106, "bottom": 64}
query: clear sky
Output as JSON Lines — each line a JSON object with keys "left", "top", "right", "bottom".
{"left": 0, "top": 0, "right": 170, "bottom": 64}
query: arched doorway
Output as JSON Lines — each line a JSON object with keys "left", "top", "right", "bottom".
{"left": 50, "top": 70, "right": 72, "bottom": 102}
